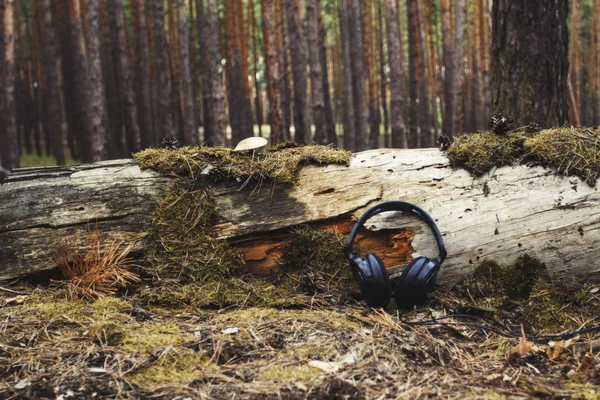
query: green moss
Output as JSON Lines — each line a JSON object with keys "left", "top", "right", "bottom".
{"left": 524, "top": 127, "right": 600, "bottom": 185}
{"left": 121, "top": 323, "right": 192, "bottom": 353}
{"left": 133, "top": 144, "right": 351, "bottom": 185}
{"left": 446, "top": 131, "right": 524, "bottom": 176}
{"left": 279, "top": 227, "right": 357, "bottom": 302}
{"left": 447, "top": 127, "right": 600, "bottom": 186}
{"left": 260, "top": 364, "right": 322, "bottom": 383}
{"left": 129, "top": 348, "right": 213, "bottom": 390}
{"left": 23, "top": 293, "right": 86, "bottom": 320}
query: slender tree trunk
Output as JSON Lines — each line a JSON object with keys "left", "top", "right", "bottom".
{"left": 39, "top": 0, "right": 65, "bottom": 165}
{"left": 569, "top": 0, "right": 582, "bottom": 126}
{"left": 109, "top": 0, "right": 142, "bottom": 153}
{"left": 377, "top": 0, "right": 389, "bottom": 146}
{"left": 131, "top": 0, "right": 155, "bottom": 148}
{"left": 349, "top": 0, "right": 369, "bottom": 151}
{"left": 249, "top": 0, "right": 264, "bottom": 136}
{"left": 491, "top": 0, "right": 569, "bottom": 127}
{"left": 177, "top": 0, "right": 197, "bottom": 145}
{"left": 416, "top": 1, "right": 433, "bottom": 147}
{"left": 318, "top": 0, "right": 336, "bottom": 145}
{"left": 385, "top": 0, "right": 406, "bottom": 149}
{"left": 197, "top": 0, "right": 226, "bottom": 146}
{"left": 306, "top": 0, "right": 326, "bottom": 144}
{"left": 1, "top": 0, "right": 19, "bottom": 169}
{"left": 340, "top": 0, "right": 356, "bottom": 151}
{"left": 406, "top": 0, "right": 420, "bottom": 148}
{"left": 362, "top": 1, "right": 378, "bottom": 148}
{"left": 440, "top": 0, "right": 455, "bottom": 139}
{"left": 167, "top": 1, "right": 182, "bottom": 141}
{"left": 151, "top": 0, "right": 176, "bottom": 139}
{"left": 424, "top": 0, "right": 438, "bottom": 140}
{"left": 286, "top": 0, "right": 309, "bottom": 143}
{"left": 261, "top": 0, "right": 283, "bottom": 143}
{"left": 276, "top": 0, "right": 291, "bottom": 141}
{"left": 454, "top": 0, "right": 466, "bottom": 133}
{"left": 84, "top": 0, "right": 109, "bottom": 161}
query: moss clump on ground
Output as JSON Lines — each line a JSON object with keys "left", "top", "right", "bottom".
{"left": 458, "top": 254, "right": 596, "bottom": 333}
{"left": 133, "top": 144, "right": 351, "bottom": 184}
{"left": 446, "top": 127, "right": 600, "bottom": 185}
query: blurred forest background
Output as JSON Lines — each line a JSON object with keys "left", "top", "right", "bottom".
{"left": 0, "top": 0, "right": 593, "bottom": 169}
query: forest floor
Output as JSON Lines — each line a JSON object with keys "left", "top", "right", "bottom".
{"left": 2, "top": 272, "right": 600, "bottom": 400}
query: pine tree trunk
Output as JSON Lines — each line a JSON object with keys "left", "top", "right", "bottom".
{"left": 362, "top": 1, "right": 379, "bottom": 149}
{"left": 286, "top": 0, "right": 309, "bottom": 144}
{"left": 261, "top": 0, "right": 283, "bottom": 144}
{"left": 415, "top": 1, "right": 433, "bottom": 147}
{"left": 177, "top": 0, "right": 197, "bottom": 146}
{"left": 424, "top": 0, "right": 438, "bottom": 139}
{"left": 276, "top": 0, "right": 291, "bottom": 141}
{"left": 318, "top": 1, "right": 336, "bottom": 145}
{"left": 377, "top": 0, "right": 389, "bottom": 146}
{"left": 67, "top": 0, "right": 95, "bottom": 162}
{"left": 84, "top": 0, "right": 109, "bottom": 161}
{"left": 151, "top": 0, "right": 176, "bottom": 140}
{"left": 131, "top": 0, "right": 155, "bottom": 148}
{"left": 1, "top": 0, "right": 19, "bottom": 169}
{"left": 199, "top": 0, "right": 226, "bottom": 146}
{"left": 306, "top": 0, "right": 326, "bottom": 144}
{"left": 109, "top": 0, "right": 142, "bottom": 153}
{"left": 569, "top": 0, "right": 582, "bottom": 126}
{"left": 39, "top": 0, "right": 65, "bottom": 165}
{"left": 249, "top": 0, "right": 264, "bottom": 136}
{"left": 406, "top": 0, "right": 420, "bottom": 148}
{"left": 453, "top": 0, "right": 466, "bottom": 134}
{"left": 349, "top": 0, "right": 369, "bottom": 151}
{"left": 339, "top": 0, "right": 356, "bottom": 151}
{"left": 385, "top": 0, "right": 406, "bottom": 149}
{"left": 491, "top": 0, "right": 569, "bottom": 127}
{"left": 440, "top": 0, "right": 455, "bottom": 140}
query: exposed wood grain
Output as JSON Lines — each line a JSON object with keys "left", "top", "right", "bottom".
{"left": 1, "top": 149, "right": 599, "bottom": 287}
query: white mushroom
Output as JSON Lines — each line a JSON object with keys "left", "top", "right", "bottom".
{"left": 233, "top": 136, "right": 268, "bottom": 152}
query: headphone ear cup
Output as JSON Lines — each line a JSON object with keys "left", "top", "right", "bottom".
{"left": 361, "top": 253, "right": 391, "bottom": 308}
{"left": 394, "top": 257, "right": 440, "bottom": 308}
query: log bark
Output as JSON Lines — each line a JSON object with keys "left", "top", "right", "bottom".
{"left": 1, "top": 150, "right": 599, "bottom": 289}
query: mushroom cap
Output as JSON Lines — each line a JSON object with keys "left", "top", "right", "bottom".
{"left": 233, "top": 136, "right": 268, "bottom": 152}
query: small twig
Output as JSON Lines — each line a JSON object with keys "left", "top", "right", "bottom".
{"left": 0, "top": 286, "right": 22, "bottom": 294}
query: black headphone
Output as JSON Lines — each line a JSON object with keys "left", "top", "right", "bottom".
{"left": 345, "top": 201, "right": 447, "bottom": 309}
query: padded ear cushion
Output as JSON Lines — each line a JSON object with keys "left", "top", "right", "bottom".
{"left": 394, "top": 257, "right": 440, "bottom": 308}
{"left": 360, "top": 253, "right": 391, "bottom": 308}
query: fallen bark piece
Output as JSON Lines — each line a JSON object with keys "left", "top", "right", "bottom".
{"left": 1, "top": 148, "right": 599, "bottom": 286}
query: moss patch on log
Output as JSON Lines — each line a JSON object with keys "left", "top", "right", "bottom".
{"left": 447, "top": 127, "right": 600, "bottom": 185}
{"left": 140, "top": 185, "right": 358, "bottom": 309}
{"left": 133, "top": 144, "right": 351, "bottom": 184}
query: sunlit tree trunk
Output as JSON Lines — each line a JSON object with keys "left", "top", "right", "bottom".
{"left": 261, "top": 0, "right": 282, "bottom": 143}
{"left": 491, "top": 0, "right": 569, "bottom": 127}
{"left": 363, "top": 0, "right": 379, "bottom": 148}
{"left": 339, "top": 0, "right": 356, "bottom": 151}
{"left": 385, "top": 0, "right": 406, "bottom": 149}
{"left": 1, "top": 0, "right": 19, "bottom": 169}
{"left": 286, "top": 0, "right": 309, "bottom": 143}
{"left": 276, "top": 0, "right": 291, "bottom": 140}
{"left": 454, "top": 0, "right": 466, "bottom": 133}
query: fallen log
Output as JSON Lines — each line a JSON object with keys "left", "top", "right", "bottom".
{"left": 1, "top": 148, "right": 599, "bottom": 286}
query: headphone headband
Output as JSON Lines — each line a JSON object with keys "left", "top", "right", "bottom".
{"left": 345, "top": 201, "right": 447, "bottom": 264}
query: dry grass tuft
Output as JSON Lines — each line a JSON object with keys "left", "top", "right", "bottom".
{"left": 52, "top": 230, "right": 140, "bottom": 299}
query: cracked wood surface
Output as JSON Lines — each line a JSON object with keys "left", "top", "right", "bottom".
{"left": 1, "top": 149, "right": 599, "bottom": 285}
